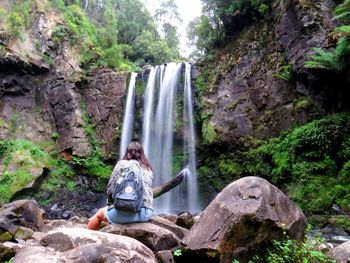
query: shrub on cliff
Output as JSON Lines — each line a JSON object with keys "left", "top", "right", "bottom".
{"left": 245, "top": 113, "right": 350, "bottom": 214}
{"left": 305, "top": 0, "right": 350, "bottom": 76}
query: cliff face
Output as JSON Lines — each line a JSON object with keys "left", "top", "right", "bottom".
{"left": 198, "top": 0, "right": 344, "bottom": 146}
{"left": 0, "top": 2, "right": 127, "bottom": 160}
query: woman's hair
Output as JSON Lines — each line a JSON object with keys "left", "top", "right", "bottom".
{"left": 123, "top": 141, "right": 152, "bottom": 170}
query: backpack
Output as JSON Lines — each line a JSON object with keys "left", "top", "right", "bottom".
{"left": 113, "top": 162, "right": 144, "bottom": 212}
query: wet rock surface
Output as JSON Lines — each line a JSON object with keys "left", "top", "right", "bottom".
{"left": 182, "top": 176, "right": 307, "bottom": 262}
{"left": 200, "top": 0, "right": 338, "bottom": 143}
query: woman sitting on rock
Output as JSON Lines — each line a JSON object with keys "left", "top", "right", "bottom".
{"left": 87, "top": 141, "right": 153, "bottom": 230}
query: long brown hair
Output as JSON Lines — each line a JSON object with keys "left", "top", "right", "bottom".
{"left": 123, "top": 141, "right": 152, "bottom": 171}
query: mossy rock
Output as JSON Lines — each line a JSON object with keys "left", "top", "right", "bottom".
{"left": 329, "top": 215, "right": 350, "bottom": 234}
{"left": 0, "top": 231, "right": 13, "bottom": 242}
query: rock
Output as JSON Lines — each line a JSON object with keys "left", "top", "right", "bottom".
{"left": 175, "top": 212, "right": 196, "bottom": 229}
{"left": 150, "top": 216, "right": 190, "bottom": 239}
{"left": 182, "top": 176, "right": 307, "bottom": 262}
{"left": 83, "top": 69, "right": 127, "bottom": 159}
{"left": 14, "top": 226, "right": 34, "bottom": 241}
{"left": 13, "top": 227, "right": 157, "bottom": 263}
{"left": 102, "top": 222, "right": 181, "bottom": 252}
{"left": 0, "top": 241, "right": 25, "bottom": 262}
{"left": 156, "top": 250, "right": 175, "bottom": 263}
{"left": 0, "top": 199, "right": 45, "bottom": 241}
{"left": 46, "top": 81, "right": 92, "bottom": 156}
{"left": 331, "top": 240, "right": 350, "bottom": 263}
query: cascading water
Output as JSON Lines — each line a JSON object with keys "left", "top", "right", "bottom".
{"left": 119, "top": 72, "right": 137, "bottom": 157}
{"left": 183, "top": 62, "right": 200, "bottom": 213}
{"left": 121, "top": 63, "right": 201, "bottom": 214}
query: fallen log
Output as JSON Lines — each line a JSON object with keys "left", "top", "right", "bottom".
{"left": 152, "top": 169, "right": 187, "bottom": 198}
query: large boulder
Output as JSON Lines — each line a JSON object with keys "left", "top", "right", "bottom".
{"left": 0, "top": 200, "right": 45, "bottom": 241}
{"left": 331, "top": 240, "right": 350, "bottom": 263}
{"left": 182, "top": 176, "right": 307, "bottom": 262}
{"left": 13, "top": 227, "right": 157, "bottom": 263}
{"left": 102, "top": 222, "right": 181, "bottom": 252}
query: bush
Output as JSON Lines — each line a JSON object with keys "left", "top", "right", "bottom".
{"left": 244, "top": 113, "right": 350, "bottom": 213}
{"left": 0, "top": 139, "right": 56, "bottom": 204}
{"left": 253, "top": 237, "right": 335, "bottom": 263}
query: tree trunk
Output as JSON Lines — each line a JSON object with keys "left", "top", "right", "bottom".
{"left": 152, "top": 169, "right": 186, "bottom": 198}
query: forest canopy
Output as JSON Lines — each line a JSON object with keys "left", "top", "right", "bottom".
{"left": 1, "top": 0, "right": 183, "bottom": 71}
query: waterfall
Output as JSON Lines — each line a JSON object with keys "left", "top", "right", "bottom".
{"left": 183, "top": 62, "right": 200, "bottom": 213}
{"left": 119, "top": 72, "right": 137, "bottom": 158}
{"left": 122, "top": 63, "right": 201, "bottom": 214}
{"left": 152, "top": 63, "right": 182, "bottom": 212}
{"left": 142, "top": 67, "right": 157, "bottom": 158}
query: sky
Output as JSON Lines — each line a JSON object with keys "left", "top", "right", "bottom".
{"left": 143, "top": 0, "right": 203, "bottom": 57}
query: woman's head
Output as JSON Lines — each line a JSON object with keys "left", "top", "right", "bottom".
{"left": 123, "top": 141, "right": 152, "bottom": 170}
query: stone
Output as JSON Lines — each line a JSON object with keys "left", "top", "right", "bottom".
{"left": 150, "top": 216, "right": 190, "bottom": 239}
{"left": 182, "top": 176, "right": 307, "bottom": 262}
{"left": 13, "top": 227, "right": 157, "bottom": 263}
{"left": 0, "top": 200, "right": 45, "bottom": 235}
{"left": 175, "top": 212, "right": 196, "bottom": 229}
{"left": 14, "top": 226, "right": 34, "bottom": 240}
{"left": 331, "top": 240, "right": 350, "bottom": 263}
{"left": 0, "top": 241, "right": 24, "bottom": 262}
{"left": 102, "top": 222, "right": 181, "bottom": 252}
{"left": 156, "top": 250, "right": 175, "bottom": 263}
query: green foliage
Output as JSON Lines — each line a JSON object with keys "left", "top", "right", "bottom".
{"left": 274, "top": 56, "right": 293, "bottom": 81}
{"left": 52, "top": 24, "right": 67, "bottom": 43}
{"left": 305, "top": 37, "right": 350, "bottom": 72}
{"left": 50, "top": 159, "right": 74, "bottom": 178}
{"left": 7, "top": 12, "right": 25, "bottom": 39}
{"left": 51, "top": 132, "right": 59, "bottom": 141}
{"left": 4, "top": 0, "right": 34, "bottom": 40}
{"left": 173, "top": 248, "right": 183, "bottom": 257}
{"left": 329, "top": 215, "right": 350, "bottom": 230}
{"left": 0, "top": 139, "right": 56, "bottom": 204}
{"left": 305, "top": 0, "right": 350, "bottom": 73}
{"left": 72, "top": 102, "right": 112, "bottom": 179}
{"left": 250, "top": 237, "right": 335, "bottom": 263}
{"left": 66, "top": 180, "right": 75, "bottom": 192}
{"left": 244, "top": 113, "right": 350, "bottom": 213}
{"left": 333, "top": 0, "right": 350, "bottom": 21}
{"left": 188, "top": 0, "right": 270, "bottom": 55}
{"left": 202, "top": 120, "right": 219, "bottom": 145}
{"left": 5, "top": 257, "right": 14, "bottom": 263}
{"left": 3, "top": 0, "right": 180, "bottom": 69}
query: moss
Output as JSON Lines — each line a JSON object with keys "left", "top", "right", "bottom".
{"left": 243, "top": 112, "right": 350, "bottom": 214}
{"left": 0, "top": 232, "right": 13, "bottom": 242}
{"left": 0, "top": 139, "right": 57, "bottom": 204}
{"left": 173, "top": 152, "right": 187, "bottom": 174}
{"left": 307, "top": 215, "right": 330, "bottom": 228}
{"left": 0, "top": 45, "right": 6, "bottom": 57}
{"left": 329, "top": 215, "right": 350, "bottom": 232}
{"left": 136, "top": 77, "right": 143, "bottom": 97}
{"left": 72, "top": 101, "right": 112, "bottom": 179}
{"left": 224, "top": 97, "right": 244, "bottom": 111}
{"left": 294, "top": 97, "right": 312, "bottom": 111}
{"left": 202, "top": 120, "right": 219, "bottom": 145}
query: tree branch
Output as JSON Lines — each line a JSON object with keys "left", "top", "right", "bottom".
{"left": 152, "top": 169, "right": 187, "bottom": 198}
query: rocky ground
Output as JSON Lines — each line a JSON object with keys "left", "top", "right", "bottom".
{"left": 1, "top": 177, "right": 349, "bottom": 263}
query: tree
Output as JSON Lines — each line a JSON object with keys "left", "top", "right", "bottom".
{"left": 155, "top": 0, "right": 181, "bottom": 57}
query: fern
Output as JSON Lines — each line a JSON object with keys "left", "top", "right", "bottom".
{"left": 334, "top": 0, "right": 350, "bottom": 21}
{"left": 305, "top": 37, "right": 350, "bottom": 72}
{"left": 335, "top": 25, "right": 350, "bottom": 34}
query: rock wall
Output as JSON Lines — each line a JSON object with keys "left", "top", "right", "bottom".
{"left": 0, "top": 4, "right": 127, "bottom": 160}
{"left": 198, "top": 0, "right": 340, "bottom": 145}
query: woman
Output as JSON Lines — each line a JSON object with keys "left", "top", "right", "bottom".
{"left": 87, "top": 141, "right": 153, "bottom": 230}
